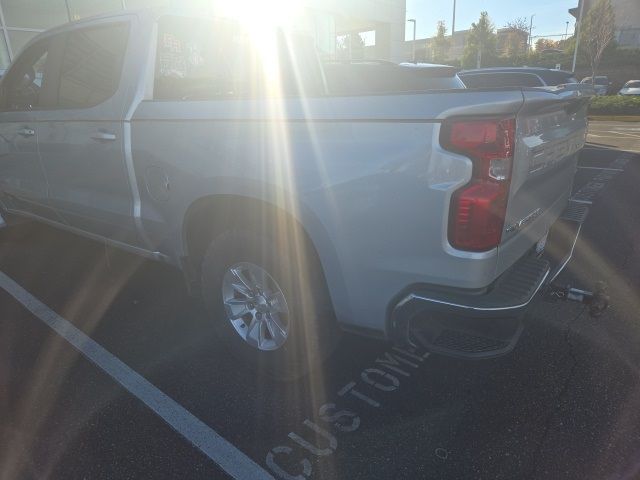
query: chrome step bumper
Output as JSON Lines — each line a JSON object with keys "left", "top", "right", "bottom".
{"left": 390, "top": 202, "right": 588, "bottom": 358}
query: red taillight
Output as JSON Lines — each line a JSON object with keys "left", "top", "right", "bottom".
{"left": 441, "top": 118, "right": 515, "bottom": 251}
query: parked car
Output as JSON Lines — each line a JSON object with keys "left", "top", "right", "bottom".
{"left": 0, "top": 11, "right": 593, "bottom": 379}
{"left": 618, "top": 80, "right": 640, "bottom": 96}
{"left": 581, "top": 76, "right": 611, "bottom": 95}
{"left": 459, "top": 67, "right": 578, "bottom": 88}
{"left": 323, "top": 61, "right": 465, "bottom": 94}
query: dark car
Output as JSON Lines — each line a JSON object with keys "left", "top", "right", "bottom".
{"left": 323, "top": 61, "right": 465, "bottom": 95}
{"left": 458, "top": 67, "right": 578, "bottom": 89}
{"left": 581, "top": 76, "right": 611, "bottom": 95}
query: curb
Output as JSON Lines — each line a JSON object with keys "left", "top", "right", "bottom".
{"left": 588, "top": 115, "right": 640, "bottom": 122}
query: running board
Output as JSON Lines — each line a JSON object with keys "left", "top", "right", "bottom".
{"left": 411, "top": 319, "right": 524, "bottom": 360}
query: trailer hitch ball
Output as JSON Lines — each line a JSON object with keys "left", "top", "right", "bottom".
{"left": 549, "top": 281, "right": 610, "bottom": 317}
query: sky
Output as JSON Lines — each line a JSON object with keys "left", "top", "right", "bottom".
{"left": 405, "top": 0, "right": 579, "bottom": 41}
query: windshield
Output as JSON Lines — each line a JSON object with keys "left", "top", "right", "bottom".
{"left": 0, "top": 2, "right": 639, "bottom": 480}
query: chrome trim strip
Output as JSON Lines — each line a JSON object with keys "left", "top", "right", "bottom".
{"left": 395, "top": 215, "right": 583, "bottom": 315}
{"left": 569, "top": 198, "right": 593, "bottom": 205}
{"left": 548, "top": 222, "right": 582, "bottom": 283}
{"left": 396, "top": 268, "right": 550, "bottom": 314}
{"left": 121, "top": 21, "right": 157, "bottom": 251}
{"left": 5, "top": 209, "right": 169, "bottom": 262}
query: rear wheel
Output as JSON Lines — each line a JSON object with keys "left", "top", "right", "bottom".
{"left": 200, "top": 228, "right": 339, "bottom": 380}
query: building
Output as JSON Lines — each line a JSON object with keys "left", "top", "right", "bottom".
{"left": 405, "top": 26, "right": 528, "bottom": 63}
{"left": 0, "top": 0, "right": 407, "bottom": 69}
{"left": 405, "top": 29, "right": 468, "bottom": 62}
{"left": 318, "top": 0, "right": 406, "bottom": 61}
{"left": 496, "top": 27, "right": 529, "bottom": 56}
{"left": 570, "top": 0, "right": 640, "bottom": 48}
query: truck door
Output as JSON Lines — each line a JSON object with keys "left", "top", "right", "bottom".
{"left": 0, "top": 36, "right": 59, "bottom": 219}
{"left": 37, "top": 21, "right": 140, "bottom": 245}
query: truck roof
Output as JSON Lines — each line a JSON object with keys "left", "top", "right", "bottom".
{"left": 459, "top": 67, "right": 575, "bottom": 76}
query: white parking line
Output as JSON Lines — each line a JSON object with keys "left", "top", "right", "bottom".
{"left": 0, "top": 271, "right": 274, "bottom": 480}
{"left": 577, "top": 166, "right": 624, "bottom": 172}
{"left": 601, "top": 131, "right": 640, "bottom": 139}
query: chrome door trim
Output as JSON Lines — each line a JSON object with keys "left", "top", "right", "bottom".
{"left": 5, "top": 208, "right": 170, "bottom": 263}
{"left": 121, "top": 121, "right": 154, "bottom": 250}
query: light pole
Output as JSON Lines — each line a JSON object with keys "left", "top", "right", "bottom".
{"left": 565, "top": 21, "right": 569, "bottom": 40}
{"left": 408, "top": 18, "right": 417, "bottom": 63}
{"left": 452, "top": 0, "right": 456, "bottom": 35}
{"left": 572, "top": 0, "right": 585, "bottom": 72}
{"left": 528, "top": 14, "right": 535, "bottom": 53}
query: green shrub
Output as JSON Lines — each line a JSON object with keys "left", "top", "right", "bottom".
{"left": 588, "top": 95, "right": 640, "bottom": 115}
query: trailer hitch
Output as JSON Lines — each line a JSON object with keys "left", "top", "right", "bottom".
{"left": 547, "top": 281, "right": 610, "bottom": 317}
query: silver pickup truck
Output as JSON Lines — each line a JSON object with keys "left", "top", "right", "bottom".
{"left": 0, "top": 11, "right": 591, "bottom": 379}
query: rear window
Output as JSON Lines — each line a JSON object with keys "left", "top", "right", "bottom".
{"left": 582, "top": 77, "right": 609, "bottom": 85}
{"left": 154, "top": 16, "right": 325, "bottom": 101}
{"left": 460, "top": 72, "right": 544, "bottom": 88}
{"left": 536, "top": 70, "right": 577, "bottom": 86}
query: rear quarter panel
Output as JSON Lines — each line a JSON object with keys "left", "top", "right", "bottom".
{"left": 131, "top": 90, "right": 525, "bottom": 333}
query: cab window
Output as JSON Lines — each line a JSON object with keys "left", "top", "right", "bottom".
{"left": 0, "top": 38, "right": 51, "bottom": 111}
{"left": 56, "top": 23, "right": 129, "bottom": 109}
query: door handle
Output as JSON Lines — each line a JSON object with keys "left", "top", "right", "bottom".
{"left": 18, "top": 128, "right": 35, "bottom": 137}
{"left": 91, "top": 132, "right": 116, "bottom": 142}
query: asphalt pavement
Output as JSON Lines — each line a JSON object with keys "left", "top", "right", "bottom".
{"left": 1, "top": 140, "right": 639, "bottom": 480}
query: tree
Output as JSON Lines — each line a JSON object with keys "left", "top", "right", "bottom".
{"left": 506, "top": 17, "right": 529, "bottom": 32}
{"left": 580, "top": 0, "right": 615, "bottom": 80}
{"left": 432, "top": 20, "right": 450, "bottom": 63}
{"left": 463, "top": 11, "right": 497, "bottom": 68}
{"left": 535, "top": 38, "right": 561, "bottom": 51}
{"left": 503, "top": 17, "right": 528, "bottom": 57}
{"left": 336, "top": 33, "right": 365, "bottom": 62}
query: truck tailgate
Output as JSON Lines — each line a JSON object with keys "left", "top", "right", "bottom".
{"left": 496, "top": 86, "right": 590, "bottom": 275}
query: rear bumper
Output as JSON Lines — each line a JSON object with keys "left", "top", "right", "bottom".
{"left": 389, "top": 202, "right": 587, "bottom": 358}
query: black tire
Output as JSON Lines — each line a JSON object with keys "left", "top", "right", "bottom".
{"left": 200, "top": 227, "right": 340, "bottom": 381}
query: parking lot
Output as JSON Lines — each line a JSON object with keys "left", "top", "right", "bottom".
{"left": 586, "top": 120, "right": 640, "bottom": 153}
{"left": 1, "top": 129, "right": 640, "bottom": 479}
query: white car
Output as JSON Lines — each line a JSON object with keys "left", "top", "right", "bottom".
{"left": 619, "top": 80, "right": 640, "bottom": 96}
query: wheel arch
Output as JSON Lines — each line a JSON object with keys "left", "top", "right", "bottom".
{"left": 181, "top": 193, "right": 350, "bottom": 322}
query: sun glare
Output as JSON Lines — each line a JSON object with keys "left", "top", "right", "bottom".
{"left": 215, "top": 0, "right": 303, "bottom": 30}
